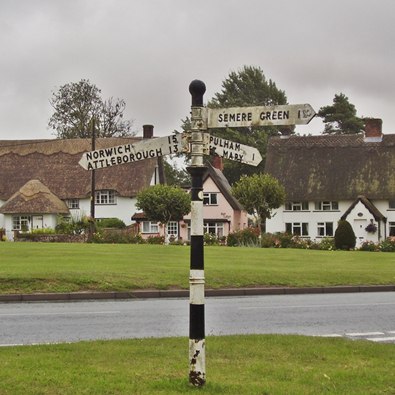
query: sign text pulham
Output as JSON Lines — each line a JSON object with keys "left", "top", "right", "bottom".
{"left": 209, "top": 135, "right": 262, "bottom": 166}
{"left": 79, "top": 134, "right": 187, "bottom": 170}
{"left": 207, "top": 103, "right": 316, "bottom": 128}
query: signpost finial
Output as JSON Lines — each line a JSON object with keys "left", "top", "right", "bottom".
{"left": 189, "top": 80, "right": 206, "bottom": 107}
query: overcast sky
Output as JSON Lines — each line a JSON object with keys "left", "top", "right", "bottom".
{"left": 1, "top": 0, "right": 394, "bottom": 140}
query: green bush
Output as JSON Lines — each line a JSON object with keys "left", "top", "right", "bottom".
{"left": 147, "top": 236, "right": 165, "bottom": 244}
{"left": 379, "top": 237, "right": 395, "bottom": 252}
{"left": 317, "top": 237, "right": 335, "bottom": 251}
{"left": 359, "top": 241, "right": 379, "bottom": 252}
{"left": 260, "top": 233, "right": 277, "bottom": 248}
{"left": 334, "top": 220, "right": 356, "bottom": 250}
{"left": 227, "top": 227, "right": 260, "bottom": 247}
{"left": 96, "top": 218, "right": 126, "bottom": 229}
{"left": 275, "top": 232, "right": 293, "bottom": 248}
{"left": 30, "top": 228, "right": 56, "bottom": 235}
{"left": 56, "top": 215, "right": 90, "bottom": 235}
{"left": 204, "top": 232, "right": 220, "bottom": 246}
{"left": 92, "top": 229, "right": 144, "bottom": 244}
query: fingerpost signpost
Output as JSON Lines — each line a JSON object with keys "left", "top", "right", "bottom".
{"left": 79, "top": 80, "right": 316, "bottom": 387}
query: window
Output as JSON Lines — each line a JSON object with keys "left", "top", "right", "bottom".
{"left": 389, "top": 222, "right": 395, "bottom": 237}
{"left": 285, "top": 222, "right": 309, "bottom": 236}
{"left": 284, "top": 201, "right": 309, "bottom": 211}
{"left": 142, "top": 221, "right": 159, "bottom": 234}
{"left": 314, "top": 201, "right": 339, "bottom": 211}
{"left": 66, "top": 199, "right": 79, "bottom": 209}
{"left": 203, "top": 193, "right": 218, "bottom": 205}
{"left": 204, "top": 221, "right": 224, "bottom": 238}
{"left": 95, "top": 190, "right": 116, "bottom": 205}
{"left": 317, "top": 222, "right": 334, "bottom": 237}
{"left": 167, "top": 221, "right": 178, "bottom": 237}
{"left": 389, "top": 200, "right": 395, "bottom": 209}
{"left": 12, "top": 216, "right": 31, "bottom": 231}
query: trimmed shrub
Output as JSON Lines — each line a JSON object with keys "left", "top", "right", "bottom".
{"left": 334, "top": 220, "right": 356, "bottom": 250}
{"left": 97, "top": 218, "right": 126, "bottom": 229}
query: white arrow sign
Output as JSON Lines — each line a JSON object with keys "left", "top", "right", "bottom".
{"left": 208, "top": 104, "right": 316, "bottom": 129}
{"left": 209, "top": 136, "right": 262, "bottom": 166}
{"left": 79, "top": 134, "right": 188, "bottom": 170}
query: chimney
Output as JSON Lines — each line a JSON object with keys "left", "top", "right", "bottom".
{"left": 212, "top": 156, "right": 224, "bottom": 171}
{"left": 279, "top": 127, "right": 292, "bottom": 139}
{"left": 143, "top": 124, "right": 154, "bottom": 139}
{"left": 364, "top": 118, "right": 383, "bottom": 142}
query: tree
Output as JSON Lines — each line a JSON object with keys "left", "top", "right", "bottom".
{"left": 48, "top": 79, "right": 134, "bottom": 139}
{"left": 136, "top": 184, "right": 191, "bottom": 243}
{"left": 208, "top": 66, "right": 289, "bottom": 184}
{"left": 232, "top": 173, "right": 285, "bottom": 234}
{"left": 318, "top": 93, "right": 364, "bottom": 134}
{"left": 163, "top": 159, "right": 191, "bottom": 187}
{"left": 334, "top": 220, "right": 356, "bottom": 250}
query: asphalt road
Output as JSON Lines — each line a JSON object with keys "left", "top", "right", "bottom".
{"left": 0, "top": 292, "right": 394, "bottom": 346}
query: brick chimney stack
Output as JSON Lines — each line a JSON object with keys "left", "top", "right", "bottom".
{"left": 212, "top": 156, "right": 224, "bottom": 171}
{"left": 364, "top": 118, "right": 383, "bottom": 142}
{"left": 143, "top": 124, "right": 154, "bottom": 139}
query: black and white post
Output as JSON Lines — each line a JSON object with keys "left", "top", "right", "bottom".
{"left": 187, "top": 80, "right": 207, "bottom": 387}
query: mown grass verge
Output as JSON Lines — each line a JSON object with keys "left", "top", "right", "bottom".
{"left": 0, "top": 335, "right": 394, "bottom": 394}
{"left": 0, "top": 243, "right": 394, "bottom": 294}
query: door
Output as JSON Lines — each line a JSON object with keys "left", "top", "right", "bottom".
{"left": 32, "top": 216, "right": 44, "bottom": 230}
{"left": 167, "top": 221, "right": 179, "bottom": 241}
{"left": 353, "top": 219, "right": 367, "bottom": 243}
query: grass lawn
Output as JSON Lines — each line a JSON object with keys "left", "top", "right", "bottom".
{"left": 0, "top": 335, "right": 394, "bottom": 394}
{"left": 0, "top": 243, "right": 394, "bottom": 294}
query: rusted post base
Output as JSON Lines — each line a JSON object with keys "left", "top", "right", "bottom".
{"left": 189, "top": 338, "right": 206, "bottom": 386}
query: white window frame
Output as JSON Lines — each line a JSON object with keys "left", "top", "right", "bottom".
{"left": 317, "top": 222, "right": 334, "bottom": 237}
{"left": 389, "top": 222, "right": 395, "bottom": 237}
{"left": 167, "top": 221, "right": 178, "bottom": 236}
{"left": 12, "top": 215, "right": 31, "bottom": 231}
{"left": 285, "top": 201, "right": 309, "bottom": 211}
{"left": 286, "top": 222, "right": 309, "bottom": 236}
{"left": 315, "top": 201, "right": 339, "bottom": 211}
{"left": 142, "top": 221, "right": 159, "bottom": 234}
{"left": 204, "top": 221, "right": 224, "bottom": 238}
{"left": 66, "top": 199, "right": 80, "bottom": 209}
{"left": 95, "top": 190, "right": 116, "bottom": 205}
{"left": 389, "top": 200, "right": 395, "bottom": 210}
{"left": 203, "top": 193, "right": 218, "bottom": 206}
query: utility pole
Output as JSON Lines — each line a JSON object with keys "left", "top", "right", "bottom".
{"left": 89, "top": 119, "right": 96, "bottom": 239}
{"left": 187, "top": 80, "right": 207, "bottom": 387}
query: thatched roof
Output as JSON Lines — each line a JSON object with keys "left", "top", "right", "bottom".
{"left": 265, "top": 134, "right": 395, "bottom": 201}
{"left": 0, "top": 179, "right": 69, "bottom": 214}
{"left": 0, "top": 138, "right": 157, "bottom": 201}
